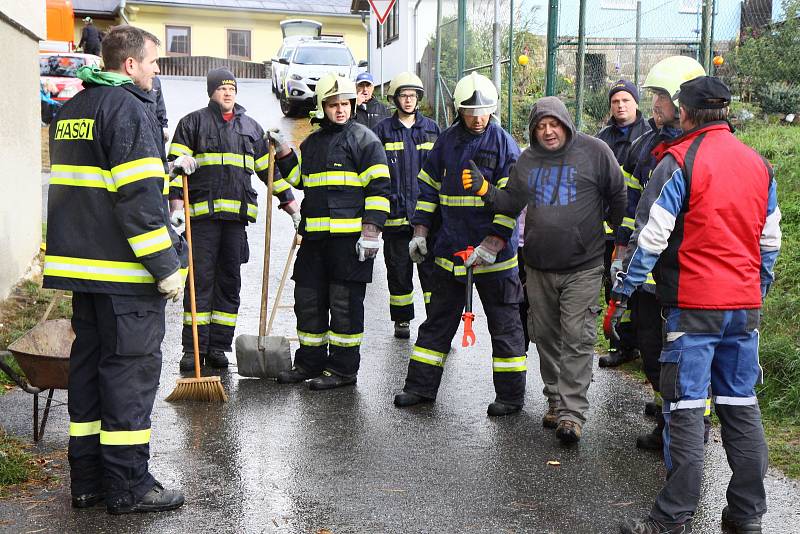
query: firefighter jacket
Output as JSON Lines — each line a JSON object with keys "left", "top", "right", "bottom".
{"left": 168, "top": 101, "right": 294, "bottom": 223}
{"left": 411, "top": 120, "right": 521, "bottom": 281}
{"left": 275, "top": 118, "right": 391, "bottom": 239}
{"left": 355, "top": 97, "right": 390, "bottom": 130}
{"left": 44, "top": 82, "right": 186, "bottom": 296}
{"left": 595, "top": 110, "right": 651, "bottom": 165}
{"left": 372, "top": 111, "right": 440, "bottom": 232}
{"left": 617, "top": 121, "right": 781, "bottom": 309}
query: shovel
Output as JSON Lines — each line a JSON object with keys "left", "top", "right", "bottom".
{"left": 235, "top": 142, "right": 292, "bottom": 379}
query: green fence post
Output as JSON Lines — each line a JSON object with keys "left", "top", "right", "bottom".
{"left": 457, "top": 0, "right": 467, "bottom": 79}
{"left": 575, "top": 0, "right": 587, "bottom": 130}
{"left": 434, "top": 0, "right": 443, "bottom": 124}
{"left": 507, "top": 0, "right": 514, "bottom": 132}
{"left": 545, "top": 0, "right": 559, "bottom": 96}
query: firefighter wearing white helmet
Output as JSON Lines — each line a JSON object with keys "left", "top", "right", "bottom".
{"left": 269, "top": 72, "right": 391, "bottom": 390}
{"left": 394, "top": 71, "right": 528, "bottom": 416}
{"left": 608, "top": 55, "right": 708, "bottom": 454}
{"left": 373, "top": 72, "right": 441, "bottom": 339}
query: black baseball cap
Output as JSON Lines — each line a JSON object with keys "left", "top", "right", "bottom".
{"left": 675, "top": 76, "right": 731, "bottom": 109}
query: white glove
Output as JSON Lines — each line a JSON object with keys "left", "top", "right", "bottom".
{"left": 170, "top": 209, "right": 185, "bottom": 228}
{"left": 281, "top": 200, "right": 301, "bottom": 230}
{"left": 290, "top": 211, "right": 301, "bottom": 230}
{"left": 465, "top": 244, "right": 497, "bottom": 267}
{"left": 265, "top": 128, "right": 288, "bottom": 154}
{"left": 157, "top": 270, "right": 185, "bottom": 302}
{"left": 170, "top": 155, "right": 197, "bottom": 177}
{"left": 162, "top": 128, "right": 170, "bottom": 143}
{"left": 356, "top": 224, "right": 381, "bottom": 262}
{"left": 409, "top": 236, "right": 428, "bottom": 264}
{"left": 610, "top": 258, "right": 624, "bottom": 281}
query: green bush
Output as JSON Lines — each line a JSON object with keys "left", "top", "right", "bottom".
{"left": 755, "top": 83, "right": 800, "bottom": 114}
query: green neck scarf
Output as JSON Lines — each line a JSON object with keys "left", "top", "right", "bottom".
{"left": 77, "top": 65, "right": 133, "bottom": 87}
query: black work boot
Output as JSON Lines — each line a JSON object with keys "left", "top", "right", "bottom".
{"left": 276, "top": 367, "right": 315, "bottom": 384}
{"left": 487, "top": 401, "right": 522, "bottom": 417}
{"left": 394, "top": 391, "right": 433, "bottom": 408}
{"left": 394, "top": 321, "right": 411, "bottom": 339}
{"left": 205, "top": 349, "right": 229, "bottom": 368}
{"left": 72, "top": 491, "right": 105, "bottom": 508}
{"left": 107, "top": 483, "right": 184, "bottom": 515}
{"left": 721, "top": 506, "right": 762, "bottom": 533}
{"left": 308, "top": 370, "right": 356, "bottom": 390}
{"left": 599, "top": 349, "right": 638, "bottom": 368}
{"left": 179, "top": 351, "right": 203, "bottom": 372}
{"left": 636, "top": 425, "right": 665, "bottom": 451}
{"left": 619, "top": 517, "right": 692, "bottom": 534}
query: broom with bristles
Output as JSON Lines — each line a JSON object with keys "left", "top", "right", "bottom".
{"left": 166, "top": 173, "right": 228, "bottom": 403}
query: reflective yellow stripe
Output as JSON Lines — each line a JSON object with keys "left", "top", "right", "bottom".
{"left": 415, "top": 142, "right": 434, "bottom": 150}
{"left": 359, "top": 164, "right": 390, "bottom": 184}
{"left": 418, "top": 169, "right": 441, "bottom": 191}
{"left": 254, "top": 153, "right": 270, "bottom": 172}
{"left": 492, "top": 356, "right": 527, "bottom": 372}
{"left": 169, "top": 176, "right": 182, "bottom": 188}
{"left": 304, "top": 217, "right": 362, "bottom": 233}
{"left": 183, "top": 311, "right": 211, "bottom": 325}
{"left": 621, "top": 309, "right": 632, "bottom": 323}
{"left": 385, "top": 217, "right": 409, "bottom": 227}
{"left": 493, "top": 214, "right": 516, "bottom": 229}
{"left": 624, "top": 169, "right": 642, "bottom": 190}
{"left": 645, "top": 272, "right": 656, "bottom": 285}
{"left": 389, "top": 293, "right": 414, "bottom": 307}
{"left": 273, "top": 178, "right": 290, "bottom": 194}
{"left": 496, "top": 177, "right": 509, "bottom": 189}
{"left": 44, "top": 255, "right": 155, "bottom": 283}
{"left": 127, "top": 226, "right": 171, "bottom": 257}
{"left": 435, "top": 254, "right": 518, "bottom": 276}
{"left": 286, "top": 161, "right": 302, "bottom": 187}
{"left": 211, "top": 310, "right": 237, "bottom": 327}
{"left": 705, "top": 398, "right": 712, "bottom": 416}
{"left": 416, "top": 200, "right": 438, "bottom": 213}
{"left": 365, "top": 196, "right": 390, "bottom": 212}
{"left": 304, "top": 171, "right": 361, "bottom": 188}
{"left": 100, "top": 429, "right": 151, "bottom": 446}
{"left": 604, "top": 221, "right": 613, "bottom": 234}
{"left": 328, "top": 331, "right": 363, "bottom": 347}
{"left": 423, "top": 291, "right": 431, "bottom": 304}
{"left": 190, "top": 201, "right": 209, "bottom": 216}
{"left": 440, "top": 194, "right": 484, "bottom": 207}
{"left": 385, "top": 141, "right": 404, "bottom": 151}
{"left": 298, "top": 330, "right": 328, "bottom": 346}
{"left": 50, "top": 164, "right": 115, "bottom": 190}
{"left": 111, "top": 157, "right": 165, "bottom": 189}
{"left": 214, "top": 198, "right": 242, "bottom": 214}
{"left": 169, "top": 143, "right": 193, "bottom": 157}
{"left": 69, "top": 420, "right": 101, "bottom": 437}
{"left": 410, "top": 345, "right": 446, "bottom": 367}
{"left": 247, "top": 203, "right": 258, "bottom": 220}
{"left": 622, "top": 217, "right": 635, "bottom": 231}
{"left": 195, "top": 152, "right": 254, "bottom": 171}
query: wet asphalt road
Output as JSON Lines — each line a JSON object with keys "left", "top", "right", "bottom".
{"left": 4, "top": 78, "right": 800, "bottom": 533}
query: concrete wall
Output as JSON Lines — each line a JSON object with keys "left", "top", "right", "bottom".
{"left": 0, "top": 1, "right": 45, "bottom": 299}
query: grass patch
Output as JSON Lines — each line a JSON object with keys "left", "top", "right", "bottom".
{"left": 0, "top": 429, "right": 38, "bottom": 489}
{"left": 763, "top": 422, "right": 800, "bottom": 479}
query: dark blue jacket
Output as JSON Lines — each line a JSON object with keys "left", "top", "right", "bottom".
{"left": 411, "top": 120, "right": 520, "bottom": 280}
{"left": 372, "top": 111, "right": 440, "bottom": 232}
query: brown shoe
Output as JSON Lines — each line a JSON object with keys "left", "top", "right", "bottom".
{"left": 556, "top": 420, "right": 582, "bottom": 443}
{"left": 542, "top": 406, "right": 558, "bottom": 429}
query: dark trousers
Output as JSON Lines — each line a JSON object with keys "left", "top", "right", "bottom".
{"left": 634, "top": 290, "right": 664, "bottom": 389}
{"left": 383, "top": 229, "right": 435, "bottom": 322}
{"left": 518, "top": 248, "right": 530, "bottom": 346}
{"left": 603, "top": 240, "right": 637, "bottom": 353}
{"left": 402, "top": 270, "right": 527, "bottom": 406}
{"left": 68, "top": 292, "right": 164, "bottom": 508}
{"left": 181, "top": 219, "right": 248, "bottom": 353}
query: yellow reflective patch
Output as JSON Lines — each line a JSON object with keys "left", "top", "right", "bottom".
{"left": 54, "top": 118, "right": 95, "bottom": 140}
{"left": 100, "top": 428, "right": 151, "bottom": 445}
{"left": 69, "top": 420, "right": 101, "bottom": 437}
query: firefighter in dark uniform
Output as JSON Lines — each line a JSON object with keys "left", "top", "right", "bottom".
{"left": 354, "top": 71, "right": 390, "bottom": 129}
{"left": 44, "top": 26, "right": 186, "bottom": 514}
{"left": 168, "top": 68, "right": 299, "bottom": 371}
{"left": 272, "top": 73, "right": 391, "bottom": 390}
{"left": 394, "top": 72, "right": 527, "bottom": 416}
{"left": 372, "top": 72, "right": 441, "bottom": 339}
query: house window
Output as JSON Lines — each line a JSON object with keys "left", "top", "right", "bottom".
{"left": 600, "top": 0, "right": 636, "bottom": 9}
{"left": 377, "top": 2, "right": 400, "bottom": 47}
{"left": 165, "top": 25, "right": 191, "bottom": 56}
{"left": 227, "top": 29, "right": 251, "bottom": 60}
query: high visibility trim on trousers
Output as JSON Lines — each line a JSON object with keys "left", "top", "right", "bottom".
{"left": 669, "top": 399, "right": 708, "bottom": 411}
{"left": 298, "top": 330, "right": 328, "bottom": 346}
{"left": 418, "top": 169, "right": 441, "bottom": 191}
{"left": 365, "top": 196, "right": 390, "bottom": 212}
{"left": 416, "top": 200, "right": 438, "bottom": 213}
{"left": 492, "top": 356, "right": 527, "bottom": 372}
{"left": 195, "top": 152, "right": 255, "bottom": 172}
{"left": 44, "top": 255, "right": 155, "bottom": 283}
{"left": 390, "top": 292, "right": 414, "bottom": 307}
{"left": 69, "top": 420, "right": 101, "bottom": 437}
{"left": 304, "top": 217, "right": 362, "bottom": 234}
{"left": 211, "top": 310, "right": 237, "bottom": 327}
{"left": 359, "top": 164, "right": 390, "bottom": 184}
{"left": 385, "top": 217, "right": 409, "bottom": 227}
{"left": 410, "top": 345, "right": 447, "bottom": 367}
{"left": 423, "top": 291, "right": 431, "bottom": 304}
{"left": 127, "top": 226, "right": 172, "bottom": 258}
{"left": 622, "top": 217, "right": 636, "bottom": 231}
{"left": 328, "top": 331, "right": 363, "bottom": 347}
{"left": 111, "top": 157, "right": 167, "bottom": 189}
{"left": 100, "top": 428, "right": 151, "bottom": 446}
{"left": 385, "top": 141, "right": 404, "bottom": 151}
{"left": 496, "top": 176, "right": 509, "bottom": 189}
{"left": 415, "top": 142, "right": 434, "bottom": 150}
{"left": 435, "top": 254, "right": 518, "bottom": 276}
{"left": 169, "top": 143, "right": 194, "bottom": 158}
{"left": 439, "top": 194, "right": 484, "bottom": 207}
{"left": 713, "top": 395, "right": 757, "bottom": 406}
{"left": 189, "top": 201, "right": 210, "bottom": 217}
{"left": 492, "top": 214, "right": 516, "bottom": 229}
{"left": 183, "top": 311, "right": 211, "bottom": 325}
{"left": 254, "top": 153, "right": 270, "bottom": 172}
{"left": 303, "top": 171, "right": 362, "bottom": 188}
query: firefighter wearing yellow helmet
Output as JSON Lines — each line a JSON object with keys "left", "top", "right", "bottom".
{"left": 608, "top": 55, "right": 708, "bottom": 455}
{"left": 394, "top": 71, "right": 528, "bottom": 417}
{"left": 269, "top": 72, "right": 391, "bottom": 390}
{"left": 372, "top": 72, "right": 441, "bottom": 338}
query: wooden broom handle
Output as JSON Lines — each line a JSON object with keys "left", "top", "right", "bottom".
{"left": 182, "top": 174, "right": 201, "bottom": 380}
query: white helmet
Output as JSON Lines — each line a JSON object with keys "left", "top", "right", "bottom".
{"left": 453, "top": 72, "right": 498, "bottom": 116}
{"left": 314, "top": 73, "right": 357, "bottom": 120}
{"left": 387, "top": 71, "right": 424, "bottom": 108}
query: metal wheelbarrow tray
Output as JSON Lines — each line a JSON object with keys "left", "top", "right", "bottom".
{"left": 0, "top": 318, "right": 73, "bottom": 441}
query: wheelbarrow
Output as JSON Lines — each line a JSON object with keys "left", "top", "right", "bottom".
{"left": 0, "top": 294, "right": 72, "bottom": 442}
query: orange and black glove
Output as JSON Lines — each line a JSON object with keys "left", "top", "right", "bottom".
{"left": 603, "top": 293, "right": 628, "bottom": 341}
{"left": 462, "top": 160, "right": 490, "bottom": 196}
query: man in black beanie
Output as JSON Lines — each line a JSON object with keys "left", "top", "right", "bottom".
{"left": 167, "top": 67, "right": 300, "bottom": 371}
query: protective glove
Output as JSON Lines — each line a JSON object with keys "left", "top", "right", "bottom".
{"left": 462, "top": 160, "right": 490, "bottom": 196}
{"left": 265, "top": 128, "right": 289, "bottom": 155}
{"left": 169, "top": 155, "right": 197, "bottom": 177}
{"left": 610, "top": 258, "right": 623, "bottom": 281}
{"left": 408, "top": 225, "right": 429, "bottom": 264}
{"left": 170, "top": 209, "right": 185, "bottom": 228}
{"left": 162, "top": 128, "right": 170, "bottom": 143}
{"left": 281, "top": 200, "right": 301, "bottom": 230}
{"left": 157, "top": 269, "right": 185, "bottom": 302}
{"left": 603, "top": 292, "right": 628, "bottom": 341}
{"left": 465, "top": 235, "right": 506, "bottom": 267}
{"left": 356, "top": 223, "right": 381, "bottom": 262}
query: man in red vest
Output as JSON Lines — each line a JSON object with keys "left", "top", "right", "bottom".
{"left": 612, "top": 76, "right": 781, "bottom": 534}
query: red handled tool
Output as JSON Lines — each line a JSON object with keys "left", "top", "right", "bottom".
{"left": 603, "top": 299, "right": 619, "bottom": 340}
{"left": 454, "top": 246, "right": 476, "bottom": 347}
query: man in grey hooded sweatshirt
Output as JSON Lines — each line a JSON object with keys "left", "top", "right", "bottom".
{"left": 462, "top": 96, "right": 626, "bottom": 443}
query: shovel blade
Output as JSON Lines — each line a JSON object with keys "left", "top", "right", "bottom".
{"left": 235, "top": 334, "right": 291, "bottom": 379}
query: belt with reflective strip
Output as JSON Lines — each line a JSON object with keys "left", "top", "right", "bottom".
{"left": 100, "top": 428, "right": 151, "bottom": 445}
{"left": 211, "top": 310, "right": 237, "bottom": 327}
{"left": 127, "top": 226, "right": 172, "bottom": 258}
{"left": 304, "top": 217, "right": 362, "bottom": 233}
{"left": 492, "top": 356, "right": 527, "bottom": 372}
{"left": 439, "top": 194, "right": 484, "bottom": 207}
{"left": 435, "top": 254, "right": 518, "bottom": 276}
{"left": 389, "top": 293, "right": 414, "bottom": 307}
{"left": 418, "top": 169, "right": 441, "bottom": 191}
{"left": 365, "top": 196, "right": 390, "bottom": 212}
{"left": 45, "top": 255, "right": 155, "bottom": 283}
{"left": 328, "top": 331, "right": 363, "bottom": 347}
{"left": 410, "top": 345, "right": 446, "bottom": 367}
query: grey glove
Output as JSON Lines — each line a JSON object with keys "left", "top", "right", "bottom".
{"left": 157, "top": 269, "right": 185, "bottom": 302}
{"left": 356, "top": 223, "right": 381, "bottom": 262}
{"left": 465, "top": 235, "right": 505, "bottom": 267}
{"left": 170, "top": 209, "right": 185, "bottom": 228}
{"left": 408, "top": 225, "right": 429, "bottom": 264}
{"left": 265, "top": 128, "right": 288, "bottom": 154}
{"left": 169, "top": 155, "right": 197, "bottom": 177}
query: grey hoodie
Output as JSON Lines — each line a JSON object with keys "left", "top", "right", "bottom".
{"left": 484, "top": 96, "right": 626, "bottom": 273}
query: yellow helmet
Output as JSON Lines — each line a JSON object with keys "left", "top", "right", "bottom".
{"left": 314, "top": 73, "right": 357, "bottom": 120}
{"left": 388, "top": 72, "right": 424, "bottom": 99}
{"left": 453, "top": 72, "right": 498, "bottom": 116}
{"left": 643, "top": 56, "right": 706, "bottom": 99}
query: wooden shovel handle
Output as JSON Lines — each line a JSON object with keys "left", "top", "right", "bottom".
{"left": 259, "top": 142, "right": 276, "bottom": 339}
